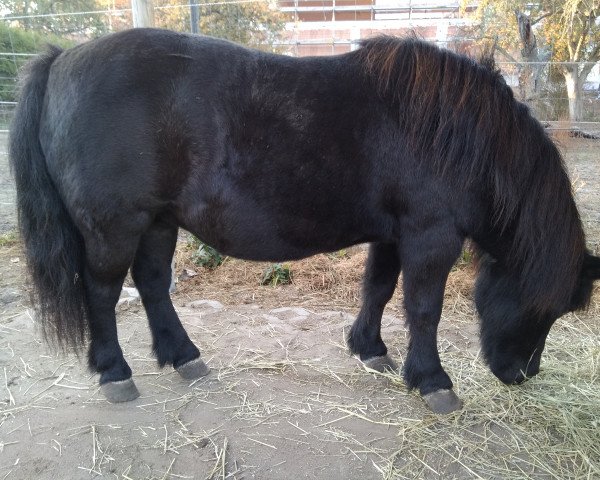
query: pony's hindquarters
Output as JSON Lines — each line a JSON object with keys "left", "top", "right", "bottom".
{"left": 9, "top": 46, "right": 89, "bottom": 351}
{"left": 11, "top": 33, "right": 214, "bottom": 402}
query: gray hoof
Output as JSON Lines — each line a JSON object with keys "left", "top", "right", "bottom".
{"left": 101, "top": 378, "right": 140, "bottom": 403}
{"left": 423, "top": 389, "right": 463, "bottom": 414}
{"left": 176, "top": 357, "right": 210, "bottom": 380}
{"left": 361, "top": 355, "right": 399, "bottom": 373}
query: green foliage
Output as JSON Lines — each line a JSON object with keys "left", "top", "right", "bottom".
{"left": 452, "top": 246, "right": 475, "bottom": 271}
{"left": 327, "top": 249, "right": 349, "bottom": 260}
{"left": 190, "top": 237, "right": 224, "bottom": 269}
{"left": 463, "top": 0, "right": 600, "bottom": 120}
{"left": 155, "top": 0, "right": 286, "bottom": 50}
{"left": 459, "top": 248, "right": 473, "bottom": 265}
{"left": 464, "top": 0, "right": 600, "bottom": 66}
{"left": 0, "top": 23, "right": 75, "bottom": 102}
{"left": 0, "top": 0, "right": 107, "bottom": 36}
{"left": 261, "top": 263, "right": 292, "bottom": 286}
{"left": 200, "top": 0, "right": 285, "bottom": 50}
{"left": 0, "top": 230, "right": 19, "bottom": 247}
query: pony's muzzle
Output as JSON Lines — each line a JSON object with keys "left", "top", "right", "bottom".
{"left": 492, "top": 358, "right": 541, "bottom": 385}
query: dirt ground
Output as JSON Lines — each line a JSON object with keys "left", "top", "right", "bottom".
{"left": 0, "top": 139, "right": 599, "bottom": 479}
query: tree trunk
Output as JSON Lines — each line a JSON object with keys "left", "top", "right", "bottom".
{"left": 515, "top": 11, "right": 540, "bottom": 101}
{"left": 564, "top": 66, "right": 585, "bottom": 122}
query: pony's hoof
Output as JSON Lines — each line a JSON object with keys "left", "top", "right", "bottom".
{"left": 422, "top": 389, "right": 463, "bottom": 414}
{"left": 176, "top": 357, "right": 210, "bottom": 380}
{"left": 361, "top": 355, "right": 399, "bottom": 373}
{"left": 101, "top": 378, "right": 140, "bottom": 403}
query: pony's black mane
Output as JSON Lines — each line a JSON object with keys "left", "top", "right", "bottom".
{"left": 355, "top": 35, "right": 585, "bottom": 315}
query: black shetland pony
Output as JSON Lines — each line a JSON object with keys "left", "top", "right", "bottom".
{"left": 10, "top": 29, "right": 600, "bottom": 413}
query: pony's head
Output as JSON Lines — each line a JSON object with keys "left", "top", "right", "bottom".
{"left": 475, "top": 253, "right": 600, "bottom": 384}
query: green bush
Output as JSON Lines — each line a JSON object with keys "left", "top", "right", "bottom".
{"left": 0, "top": 230, "right": 18, "bottom": 247}
{"left": 327, "top": 249, "right": 349, "bottom": 260}
{"left": 262, "top": 263, "right": 292, "bottom": 286}
{"left": 189, "top": 236, "right": 224, "bottom": 269}
{"left": 0, "top": 24, "right": 75, "bottom": 102}
{"left": 452, "top": 246, "right": 475, "bottom": 271}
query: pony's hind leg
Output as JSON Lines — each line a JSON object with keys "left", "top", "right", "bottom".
{"left": 131, "top": 218, "right": 209, "bottom": 380}
{"left": 401, "top": 226, "right": 463, "bottom": 414}
{"left": 348, "top": 242, "right": 401, "bottom": 372}
{"left": 85, "top": 235, "right": 141, "bottom": 403}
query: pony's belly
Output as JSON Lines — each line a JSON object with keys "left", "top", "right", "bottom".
{"left": 178, "top": 197, "right": 373, "bottom": 262}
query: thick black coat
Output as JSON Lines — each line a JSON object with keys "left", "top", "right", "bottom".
{"left": 10, "top": 29, "right": 600, "bottom": 405}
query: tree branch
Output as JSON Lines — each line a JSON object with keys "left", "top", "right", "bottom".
{"left": 492, "top": 43, "right": 520, "bottom": 65}
{"left": 573, "top": 19, "right": 589, "bottom": 62}
{"left": 516, "top": 11, "right": 538, "bottom": 58}
{"left": 581, "top": 61, "right": 595, "bottom": 80}
{"left": 531, "top": 10, "right": 557, "bottom": 25}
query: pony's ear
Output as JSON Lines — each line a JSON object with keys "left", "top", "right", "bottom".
{"left": 582, "top": 253, "right": 600, "bottom": 279}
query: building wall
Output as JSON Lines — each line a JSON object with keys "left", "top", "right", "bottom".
{"left": 278, "top": 0, "right": 374, "bottom": 22}
{"left": 280, "top": 19, "right": 473, "bottom": 57}
{"left": 276, "top": 0, "right": 475, "bottom": 57}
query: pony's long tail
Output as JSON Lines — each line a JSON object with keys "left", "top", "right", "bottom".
{"left": 9, "top": 46, "right": 88, "bottom": 351}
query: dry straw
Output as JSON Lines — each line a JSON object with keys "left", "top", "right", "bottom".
{"left": 2, "top": 140, "right": 598, "bottom": 479}
{"left": 171, "top": 238, "right": 599, "bottom": 479}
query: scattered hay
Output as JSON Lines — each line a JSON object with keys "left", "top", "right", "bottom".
{"left": 173, "top": 240, "right": 368, "bottom": 309}
{"left": 169, "top": 232, "right": 600, "bottom": 477}
{"left": 360, "top": 318, "right": 600, "bottom": 479}
{"left": 3, "top": 142, "right": 599, "bottom": 479}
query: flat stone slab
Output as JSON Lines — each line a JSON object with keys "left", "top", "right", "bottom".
{"left": 188, "top": 299, "right": 224, "bottom": 310}
{"left": 117, "top": 287, "right": 141, "bottom": 310}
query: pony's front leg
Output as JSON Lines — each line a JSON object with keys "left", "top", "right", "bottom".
{"left": 401, "top": 227, "right": 463, "bottom": 414}
{"left": 347, "top": 242, "right": 400, "bottom": 371}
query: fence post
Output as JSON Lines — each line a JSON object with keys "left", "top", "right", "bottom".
{"left": 131, "top": 0, "right": 155, "bottom": 28}
{"left": 131, "top": 0, "right": 176, "bottom": 294}
{"left": 190, "top": 1, "right": 200, "bottom": 34}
